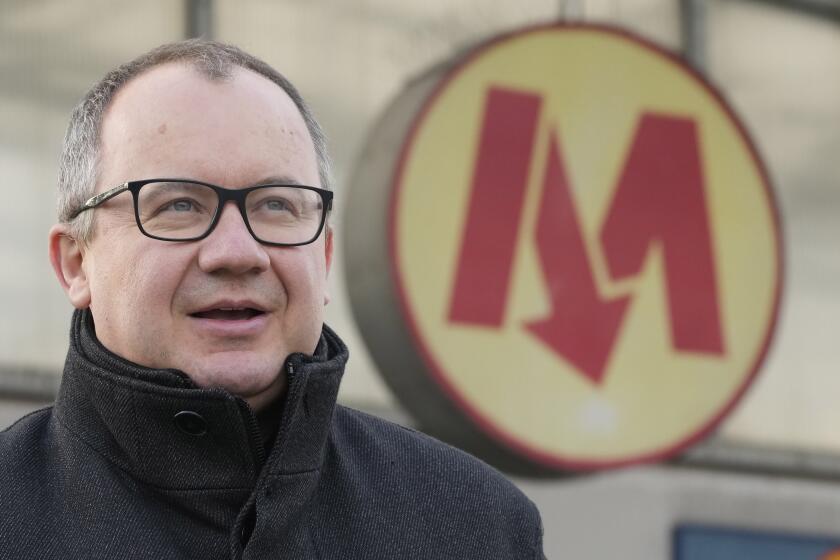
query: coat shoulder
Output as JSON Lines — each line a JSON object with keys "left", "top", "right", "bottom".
{"left": 331, "top": 405, "right": 526, "bottom": 499}
{"left": 0, "top": 407, "right": 56, "bottom": 527}
{"left": 0, "top": 406, "right": 53, "bottom": 464}
{"left": 322, "top": 405, "right": 544, "bottom": 558}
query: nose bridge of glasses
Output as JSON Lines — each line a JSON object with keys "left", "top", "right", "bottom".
{"left": 213, "top": 196, "right": 254, "bottom": 237}
{"left": 197, "top": 199, "right": 271, "bottom": 274}
{"left": 212, "top": 185, "right": 248, "bottom": 224}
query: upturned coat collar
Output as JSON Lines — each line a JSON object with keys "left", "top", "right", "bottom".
{"left": 53, "top": 309, "right": 349, "bottom": 492}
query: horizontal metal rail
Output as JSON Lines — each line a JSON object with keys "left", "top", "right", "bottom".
{"left": 0, "top": 365, "right": 60, "bottom": 401}
{"left": 741, "top": 0, "right": 840, "bottom": 24}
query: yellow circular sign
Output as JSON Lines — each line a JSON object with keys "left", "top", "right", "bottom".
{"left": 382, "top": 24, "right": 781, "bottom": 470}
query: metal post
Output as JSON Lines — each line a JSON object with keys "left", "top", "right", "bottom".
{"left": 186, "top": 0, "right": 214, "bottom": 40}
{"left": 680, "top": 0, "right": 707, "bottom": 71}
{"left": 559, "top": 0, "right": 585, "bottom": 20}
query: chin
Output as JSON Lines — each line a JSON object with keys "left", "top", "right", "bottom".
{"left": 185, "top": 353, "right": 285, "bottom": 400}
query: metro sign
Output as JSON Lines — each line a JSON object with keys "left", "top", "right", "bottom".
{"left": 346, "top": 24, "right": 782, "bottom": 473}
{"left": 450, "top": 89, "right": 724, "bottom": 384}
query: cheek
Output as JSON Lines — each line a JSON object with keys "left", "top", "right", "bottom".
{"left": 270, "top": 249, "right": 328, "bottom": 307}
{"left": 89, "top": 243, "right": 187, "bottom": 316}
{"left": 132, "top": 251, "right": 192, "bottom": 310}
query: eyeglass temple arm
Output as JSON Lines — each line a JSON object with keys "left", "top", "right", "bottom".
{"left": 71, "top": 182, "right": 131, "bottom": 218}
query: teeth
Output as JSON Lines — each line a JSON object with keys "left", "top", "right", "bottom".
{"left": 218, "top": 307, "right": 245, "bottom": 311}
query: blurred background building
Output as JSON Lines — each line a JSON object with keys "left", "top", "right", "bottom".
{"left": 1, "top": 0, "right": 839, "bottom": 557}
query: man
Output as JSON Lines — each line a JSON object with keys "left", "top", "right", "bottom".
{"left": 0, "top": 40, "right": 544, "bottom": 559}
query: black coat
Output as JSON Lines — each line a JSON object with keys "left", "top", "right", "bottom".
{"left": 0, "top": 311, "right": 544, "bottom": 559}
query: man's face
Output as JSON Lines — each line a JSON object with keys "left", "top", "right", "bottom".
{"left": 54, "top": 63, "right": 332, "bottom": 411}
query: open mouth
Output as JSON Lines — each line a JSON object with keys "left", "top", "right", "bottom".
{"left": 190, "top": 308, "right": 265, "bottom": 321}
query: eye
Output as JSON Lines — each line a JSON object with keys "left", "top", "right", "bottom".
{"left": 246, "top": 187, "right": 310, "bottom": 221}
{"left": 264, "top": 199, "right": 292, "bottom": 212}
{"left": 168, "top": 199, "right": 197, "bottom": 212}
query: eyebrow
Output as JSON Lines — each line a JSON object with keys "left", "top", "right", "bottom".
{"left": 251, "top": 175, "right": 308, "bottom": 187}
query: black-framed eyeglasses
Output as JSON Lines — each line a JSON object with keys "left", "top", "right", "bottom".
{"left": 70, "top": 179, "right": 333, "bottom": 246}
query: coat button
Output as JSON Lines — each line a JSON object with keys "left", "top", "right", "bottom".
{"left": 174, "top": 411, "right": 208, "bottom": 436}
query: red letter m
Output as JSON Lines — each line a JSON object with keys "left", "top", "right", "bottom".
{"left": 449, "top": 87, "right": 725, "bottom": 384}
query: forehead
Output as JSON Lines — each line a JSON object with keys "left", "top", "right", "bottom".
{"left": 97, "top": 62, "right": 319, "bottom": 190}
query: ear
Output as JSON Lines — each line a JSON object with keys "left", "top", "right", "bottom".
{"left": 323, "top": 226, "right": 333, "bottom": 306}
{"left": 49, "top": 224, "right": 91, "bottom": 309}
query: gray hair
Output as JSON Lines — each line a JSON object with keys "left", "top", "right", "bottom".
{"left": 57, "top": 39, "right": 332, "bottom": 241}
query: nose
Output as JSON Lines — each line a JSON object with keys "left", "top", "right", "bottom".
{"left": 197, "top": 202, "right": 270, "bottom": 275}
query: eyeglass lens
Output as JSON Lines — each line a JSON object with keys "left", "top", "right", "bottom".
{"left": 136, "top": 181, "right": 324, "bottom": 244}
